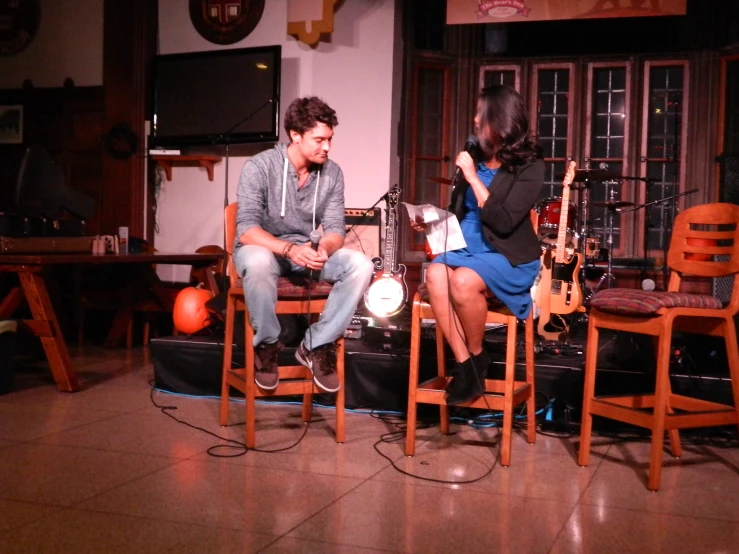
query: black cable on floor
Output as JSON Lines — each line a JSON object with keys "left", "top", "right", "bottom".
{"left": 148, "top": 380, "right": 311, "bottom": 457}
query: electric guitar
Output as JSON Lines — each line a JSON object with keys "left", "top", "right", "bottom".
{"left": 364, "top": 185, "right": 408, "bottom": 318}
{"left": 537, "top": 161, "right": 583, "bottom": 339}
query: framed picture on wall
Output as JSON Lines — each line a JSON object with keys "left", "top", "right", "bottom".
{"left": 0, "top": 105, "right": 23, "bottom": 144}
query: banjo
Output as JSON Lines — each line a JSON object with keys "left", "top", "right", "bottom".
{"left": 364, "top": 185, "right": 408, "bottom": 317}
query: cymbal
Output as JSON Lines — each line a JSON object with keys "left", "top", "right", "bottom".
{"left": 428, "top": 176, "right": 453, "bottom": 185}
{"left": 592, "top": 201, "right": 635, "bottom": 209}
{"left": 556, "top": 168, "right": 622, "bottom": 182}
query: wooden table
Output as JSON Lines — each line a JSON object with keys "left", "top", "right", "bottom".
{"left": 0, "top": 252, "right": 222, "bottom": 392}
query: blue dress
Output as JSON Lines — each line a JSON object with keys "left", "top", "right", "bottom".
{"left": 431, "top": 164, "right": 540, "bottom": 319}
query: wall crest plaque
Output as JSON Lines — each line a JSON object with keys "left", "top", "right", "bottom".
{"left": 189, "top": 0, "right": 265, "bottom": 45}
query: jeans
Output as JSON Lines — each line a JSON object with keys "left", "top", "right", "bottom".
{"left": 234, "top": 245, "right": 374, "bottom": 349}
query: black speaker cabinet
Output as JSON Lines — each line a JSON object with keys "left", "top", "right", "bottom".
{"left": 344, "top": 208, "right": 381, "bottom": 260}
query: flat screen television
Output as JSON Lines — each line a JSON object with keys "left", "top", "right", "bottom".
{"left": 151, "top": 45, "right": 281, "bottom": 147}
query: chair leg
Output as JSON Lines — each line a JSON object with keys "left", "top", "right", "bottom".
{"left": 143, "top": 315, "right": 151, "bottom": 346}
{"left": 664, "top": 378, "right": 683, "bottom": 459}
{"left": 405, "top": 300, "right": 422, "bottom": 456}
{"left": 648, "top": 325, "right": 673, "bottom": 491}
{"left": 335, "top": 338, "right": 345, "bottom": 444}
{"left": 525, "top": 313, "right": 537, "bottom": 444}
{"left": 301, "top": 388, "right": 313, "bottom": 423}
{"left": 436, "top": 321, "right": 450, "bottom": 435}
{"left": 126, "top": 317, "right": 134, "bottom": 349}
{"left": 219, "top": 293, "right": 236, "bottom": 427}
{"left": 722, "top": 316, "right": 739, "bottom": 439}
{"left": 578, "top": 314, "right": 600, "bottom": 467}
{"left": 245, "top": 306, "right": 256, "bottom": 449}
{"left": 652, "top": 337, "right": 682, "bottom": 457}
{"left": 77, "top": 309, "right": 85, "bottom": 347}
{"left": 500, "top": 317, "right": 517, "bottom": 467}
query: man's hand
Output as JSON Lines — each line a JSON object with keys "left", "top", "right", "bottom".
{"left": 290, "top": 242, "right": 328, "bottom": 270}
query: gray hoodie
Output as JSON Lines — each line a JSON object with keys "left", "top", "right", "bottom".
{"left": 235, "top": 143, "right": 346, "bottom": 252}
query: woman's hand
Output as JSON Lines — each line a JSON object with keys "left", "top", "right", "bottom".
{"left": 455, "top": 151, "right": 477, "bottom": 183}
{"left": 409, "top": 218, "right": 427, "bottom": 232}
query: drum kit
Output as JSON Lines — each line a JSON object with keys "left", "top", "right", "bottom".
{"left": 534, "top": 166, "right": 692, "bottom": 302}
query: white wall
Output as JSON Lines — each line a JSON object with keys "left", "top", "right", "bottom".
{"left": 0, "top": 0, "right": 103, "bottom": 88}
{"left": 154, "top": 0, "right": 401, "bottom": 282}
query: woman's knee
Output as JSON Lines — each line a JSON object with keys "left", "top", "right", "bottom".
{"left": 425, "top": 264, "right": 450, "bottom": 297}
{"left": 449, "top": 270, "right": 484, "bottom": 300}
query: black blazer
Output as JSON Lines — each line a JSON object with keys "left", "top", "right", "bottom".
{"left": 449, "top": 159, "right": 544, "bottom": 266}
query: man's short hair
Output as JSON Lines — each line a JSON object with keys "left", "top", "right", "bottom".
{"left": 284, "top": 96, "right": 339, "bottom": 138}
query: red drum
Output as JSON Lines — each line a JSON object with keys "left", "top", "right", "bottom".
{"left": 537, "top": 197, "right": 577, "bottom": 243}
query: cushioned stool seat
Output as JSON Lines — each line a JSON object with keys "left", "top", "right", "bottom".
{"left": 590, "top": 288, "right": 722, "bottom": 315}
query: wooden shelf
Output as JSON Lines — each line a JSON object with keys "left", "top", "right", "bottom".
{"left": 151, "top": 155, "right": 222, "bottom": 181}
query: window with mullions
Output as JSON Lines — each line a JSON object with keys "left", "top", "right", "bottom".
{"left": 643, "top": 64, "right": 686, "bottom": 252}
{"left": 536, "top": 68, "right": 571, "bottom": 200}
{"left": 588, "top": 67, "right": 627, "bottom": 250}
{"left": 481, "top": 69, "right": 516, "bottom": 89}
{"left": 724, "top": 58, "right": 739, "bottom": 153}
{"left": 408, "top": 64, "right": 451, "bottom": 252}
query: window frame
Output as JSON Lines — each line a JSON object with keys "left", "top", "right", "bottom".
{"left": 583, "top": 60, "right": 634, "bottom": 257}
{"left": 406, "top": 60, "right": 453, "bottom": 255}
{"left": 638, "top": 59, "right": 690, "bottom": 258}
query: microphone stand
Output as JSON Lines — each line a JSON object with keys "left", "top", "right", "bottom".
{"left": 211, "top": 99, "right": 274, "bottom": 291}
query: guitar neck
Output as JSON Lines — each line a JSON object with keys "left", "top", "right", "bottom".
{"left": 383, "top": 205, "right": 396, "bottom": 275}
{"left": 555, "top": 179, "right": 572, "bottom": 264}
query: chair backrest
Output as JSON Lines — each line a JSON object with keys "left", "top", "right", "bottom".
{"left": 667, "top": 202, "right": 739, "bottom": 310}
{"left": 225, "top": 203, "right": 239, "bottom": 287}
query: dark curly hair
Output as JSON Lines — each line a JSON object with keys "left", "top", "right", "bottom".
{"left": 475, "top": 85, "right": 540, "bottom": 172}
{"left": 284, "top": 96, "right": 339, "bottom": 140}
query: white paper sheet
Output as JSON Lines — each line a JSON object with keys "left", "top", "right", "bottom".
{"left": 402, "top": 202, "right": 467, "bottom": 255}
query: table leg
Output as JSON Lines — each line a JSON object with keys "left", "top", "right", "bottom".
{"left": 0, "top": 286, "right": 23, "bottom": 319}
{"left": 19, "top": 272, "right": 79, "bottom": 392}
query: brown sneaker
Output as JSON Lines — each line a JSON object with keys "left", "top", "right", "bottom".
{"left": 295, "top": 341, "right": 340, "bottom": 393}
{"left": 254, "top": 341, "right": 283, "bottom": 390}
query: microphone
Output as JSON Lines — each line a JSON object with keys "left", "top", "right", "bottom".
{"left": 452, "top": 135, "right": 479, "bottom": 185}
{"left": 308, "top": 229, "right": 322, "bottom": 279}
{"left": 309, "top": 229, "right": 321, "bottom": 251}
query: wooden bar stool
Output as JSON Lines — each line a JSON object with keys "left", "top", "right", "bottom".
{"left": 219, "top": 203, "right": 345, "bottom": 448}
{"left": 405, "top": 211, "right": 539, "bottom": 467}
{"left": 579, "top": 203, "right": 739, "bottom": 491}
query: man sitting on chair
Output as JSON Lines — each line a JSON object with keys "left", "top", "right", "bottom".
{"left": 234, "top": 96, "right": 374, "bottom": 393}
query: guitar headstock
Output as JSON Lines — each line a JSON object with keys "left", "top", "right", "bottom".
{"left": 562, "top": 161, "right": 577, "bottom": 189}
{"left": 387, "top": 185, "right": 401, "bottom": 208}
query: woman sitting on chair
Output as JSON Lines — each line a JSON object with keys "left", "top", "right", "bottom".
{"left": 410, "top": 85, "right": 544, "bottom": 406}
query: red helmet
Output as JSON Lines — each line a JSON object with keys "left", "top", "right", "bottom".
{"left": 173, "top": 287, "right": 214, "bottom": 334}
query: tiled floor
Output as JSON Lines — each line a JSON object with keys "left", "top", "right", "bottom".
{"left": 1, "top": 347, "right": 739, "bottom": 553}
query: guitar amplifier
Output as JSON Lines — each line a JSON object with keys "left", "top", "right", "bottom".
{"left": 344, "top": 208, "right": 381, "bottom": 260}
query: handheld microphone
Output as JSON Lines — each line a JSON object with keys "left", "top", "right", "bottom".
{"left": 309, "top": 229, "right": 321, "bottom": 251}
{"left": 452, "top": 135, "right": 480, "bottom": 185}
{"left": 308, "top": 229, "right": 322, "bottom": 279}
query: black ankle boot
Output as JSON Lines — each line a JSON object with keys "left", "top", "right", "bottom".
{"left": 469, "top": 349, "right": 489, "bottom": 394}
{"left": 446, "top": 358, "right": 481, "bottom": 406}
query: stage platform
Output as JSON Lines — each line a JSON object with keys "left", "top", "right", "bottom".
{"left": 149, "top": 319, "right": 736, "bottom": 423}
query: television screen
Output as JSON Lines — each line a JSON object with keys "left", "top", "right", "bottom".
{"left": 151, "top": 45, "right": 281, "bottom": 147}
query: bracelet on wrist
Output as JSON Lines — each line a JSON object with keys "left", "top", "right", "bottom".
{"left": 282, "top": 242, "right": 295, "bottom": 259}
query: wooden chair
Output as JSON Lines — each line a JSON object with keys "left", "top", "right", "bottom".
{"left": 219, "top": 203, "right": 345, "bottom": 448}
{"left": 579, "top": 203, "right": 739, "bottom": 491}
{"left": 405, "top": 210, "right": 539, "bottom": 466}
